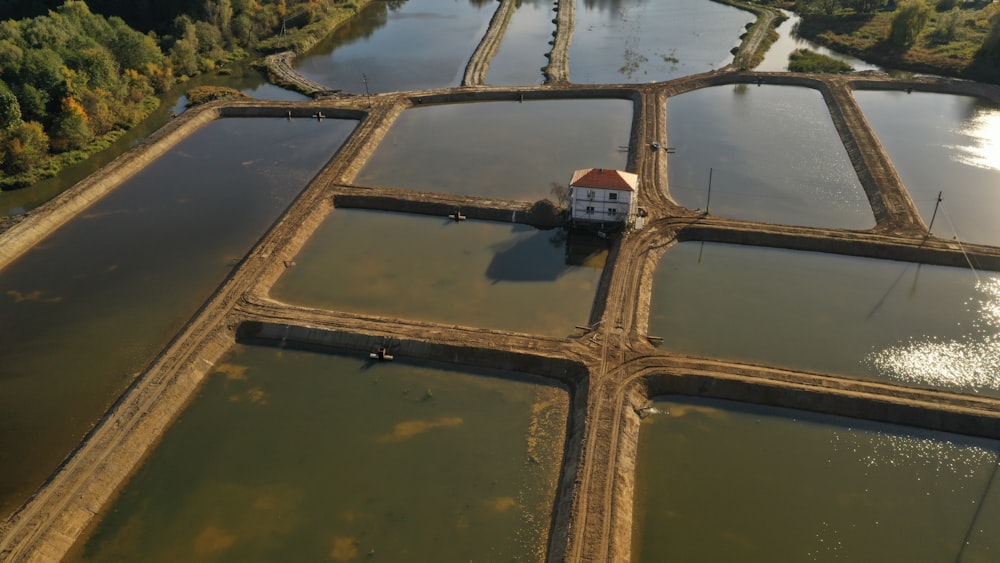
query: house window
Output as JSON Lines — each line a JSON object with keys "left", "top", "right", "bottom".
{"left": 585, "top": 206, "right": 595, "bottom": 214}
{"left": 608, "top": 193, "right": 618, "bottom": 201}
{"left": 586, "top": 190, "right": 596, "bottom": 199}
{"left": 608, "top": 208, "right": 617, "bottom": 216}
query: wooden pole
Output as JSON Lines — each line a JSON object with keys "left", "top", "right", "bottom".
{"left": 926, "top": 190, "right": 943, "bottom": 235}
{"left": 705, "top": 167, "right": 713, "bottom": 215}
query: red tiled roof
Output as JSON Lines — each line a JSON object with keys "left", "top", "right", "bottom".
{"left": 569, "top": 168, "right": 638, "bottom": 192}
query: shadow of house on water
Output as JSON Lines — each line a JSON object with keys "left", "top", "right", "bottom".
{"left": 485, "top": 226, "right": 610, "bottom": 283}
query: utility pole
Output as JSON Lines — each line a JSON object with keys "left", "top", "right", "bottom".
{"left": 926, "top": 191, "right": 943, "bottom": 235}
{"left": 704, "top": 167, "right": 713, "bottom": 215}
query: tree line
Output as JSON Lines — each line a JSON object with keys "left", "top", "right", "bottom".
{"left": 0, "top": 0, "right": 349, "bottom": 188}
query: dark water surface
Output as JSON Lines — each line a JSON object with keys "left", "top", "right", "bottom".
{"left": 0, "top": 118, "right": 355, "bottom": 518}
{"left": 294, "top": 0, "right": 494, "bottom": 93}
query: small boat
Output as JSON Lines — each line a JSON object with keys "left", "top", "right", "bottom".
{"left": 449, "top": 211, "right": 467, "bottom": 221}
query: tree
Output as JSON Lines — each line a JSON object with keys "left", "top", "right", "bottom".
{"left": 50, "top": 96, "right": 92, "bottom": 151}
{"left": 888, "top": 0, "right": 932, "bottom": 48}
{"left": 108, "top": 17, "right": 163, "bottom": 71}
{"left": 930, "top": 8, "right": 962, "bottom": 43}
{"left": 0, "top": 88, "right": 22, "bottom": 131}
{"left": 2, "top": 120, "right": 49, "bottom": 174}
{"left": 980, "top": 9, "right": 1000, "bottom": 58}
{"left": 204, "top": 0, "right": 234, "bottom": 41}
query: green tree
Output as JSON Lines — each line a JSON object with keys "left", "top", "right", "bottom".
{"left": 2, "top": 120, "right": 49, "bottom": 174}
{"left": 930, "top": 8, "right": 962, "bottom": 43}
{"left": 980, "top": 9, "right": 1000, "bottom": 58}
{"left": 50, "top": 95, "right": 92, "bottom": 152}
{"left": 0, "top": 88, "right": 22, "bottom": 131}
{"left": 888, "top": 0, "right": 932, "bottom": 47}
{"left": 108, "top": 17, "right": 163, "bottom": 71}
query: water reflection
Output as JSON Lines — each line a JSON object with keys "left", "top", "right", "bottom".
{"left": 294, "top": 0, "right": 493, "bottom": 93}
{"left": 569, "top": 0, "right": 753, "bottom": 83}
{"left": 633, "top": 396, "right": 1000, "bottom": 562}
{"left": 755, "top": 10, "right": 882, "bottom": 72}
{"left": 853, "top": 91, "right": 1000, "bottom": 247}
{"left": 0, "top": 118, "right": 355, "bottom": 519}
{"left": 67, "top": 346, "right": 567, "bottom": 562}
{"left": 485, "top": 0, "right": 553, "bottom": 86}
{"left": 666, "top": 85, "right": 873, "bottom": 228}
{"left": 272, "top": 210, "right": 605, "bottom": 336}
{"left": 650, "top": 242, "right": 1000, "bottom": 395}
{"left": 951, "top": 107, "right": 1000, "bottom": 172}
{"left": 867, "top": 277, "right": 1000, "bottom": 392}
{"left": 0, "top": 64, "right": 306, "bottom": 216}
{"left": 355, "top": 99, "right": 631, "bottom": 200}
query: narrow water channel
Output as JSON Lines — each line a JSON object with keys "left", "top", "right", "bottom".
{"left": 485, "top": 0, "right": 555, "bottom": 86}
{"left": 0, "top": 118, "right": 356, "bottom": 518}
{"left": 853, "top": 90, "right": 1000, "bottom": 248}
{"left": 355, "top": 99, "right": 632, "bottom": 200}
{"left": 67, "top": 345, "right": 568, "bottom": 562}
{"left": 666, "top": 84, "right": 874, "bottom": 229}
{"left": 272, "top": 210, "right": 608, "bottom": 336}
{"left": 755, "top": 9, "right": 883, "bottom": 72}
{"left": 632, "top": 396, "right": 1000, "bottom": 562}
{"left": 649, "top": 242, "right": 1000, "bottom": 395}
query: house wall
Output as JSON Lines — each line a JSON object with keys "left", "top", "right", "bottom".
{"left": 569, "top": 186, "right": 634, "bottom": 223}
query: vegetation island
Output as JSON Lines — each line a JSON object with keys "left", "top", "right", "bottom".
{"left": 0, "top": 0, "right": 998, "bottom": 191}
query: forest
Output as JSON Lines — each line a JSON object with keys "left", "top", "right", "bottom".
{"left": 0, "top": 0, "right": 352, "bottom": 189}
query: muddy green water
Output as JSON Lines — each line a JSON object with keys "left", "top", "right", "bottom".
{"left": 633, "top": 396, "right": 1000, "bottom": 562}
{"left": 272, "top": 210, "right": 608, "bottom": 336}
{"left": 649, "top": 242, "right": 1000, "bottom": 395}
{"left": 68, "top": 345, "right": 568, "bottom": 562}
{"left": 568, "top": 0, "right": 753, "bottom": 84}
{"left": 355, "top": 99, "right": 631, "bottom": 200}
{"left": 853, "top": 90, "right": 1000, "bottom": 248}
{"left": 0, "top": 118, "right": 355, "bottom": 518}
{"left": 666, "top": 84, "right": 874, "bottom": 229}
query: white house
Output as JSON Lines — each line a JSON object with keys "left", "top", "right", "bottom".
{"left": 567, "top": 168, "right": 639, "bottom": 226}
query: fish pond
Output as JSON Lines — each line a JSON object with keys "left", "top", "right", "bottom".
{"left": 271, "top": 210, "right": 608, "bottom": 337}
{"left": 632, "top": 396, "right": 1000, "bottom": 562}
{"left": 67, "top": 345, "right": 568, "bottom": 563}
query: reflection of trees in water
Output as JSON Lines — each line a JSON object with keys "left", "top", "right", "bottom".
{"left": 581, "top": 0, "right": 649, "bottom": 15}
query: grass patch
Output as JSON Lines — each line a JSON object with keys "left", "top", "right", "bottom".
{"left": 788, "top": 48, "right": 855, "bottom": 72}
{"left": 185, "top": 86, "right": 250, "bottom": 107}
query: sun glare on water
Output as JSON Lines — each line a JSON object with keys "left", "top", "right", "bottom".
{"left": 866, "top": 278, "right": 1000, "bottom": 392}
{"left": 950, "top": 108, "right": 1000, "bottom": 172}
